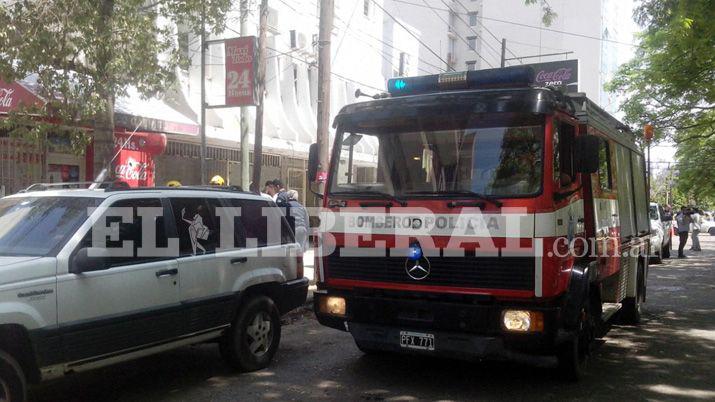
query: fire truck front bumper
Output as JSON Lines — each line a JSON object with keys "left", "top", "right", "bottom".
{"left": 314, "top": 292, "right": 570, "bottom": 359}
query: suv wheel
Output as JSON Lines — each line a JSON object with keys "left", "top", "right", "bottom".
{"left": 220, "top": 296, "right": 281, "bottom": 372}
{"left": 0, "top": 350, "right": 26, "bottom": 402}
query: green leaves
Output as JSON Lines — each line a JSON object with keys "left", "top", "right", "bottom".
{"left": 0, "top": 0, "right": 230, "bottom": 150}
{"left": 608, "top": 0, "right": 715, "bottom": 204}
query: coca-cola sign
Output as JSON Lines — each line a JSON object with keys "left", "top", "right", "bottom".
{"left": 0, "top": 88, "right": 15, "bottom": 108}
{"left": 0, "top": 80, "right": 44, "bottom": 114}
{"left": 528, "top": 59, "right": 579, "bottom": 91}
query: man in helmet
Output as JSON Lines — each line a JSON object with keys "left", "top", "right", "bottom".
{"left": 209, "top": 175, "right": 225, "bottom": 186}
{"left": 166, "top": 180, "right": 182, "bottom": 187}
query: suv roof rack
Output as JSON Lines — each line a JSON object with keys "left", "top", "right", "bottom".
{"left": 103, "top": 185, "right": 248, "bottom": 194}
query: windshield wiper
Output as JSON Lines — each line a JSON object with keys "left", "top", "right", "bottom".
{"left": 405, "top": 190, "right": 503, "bottom": 207}
{"left": 330, "top": 190, "right": 407, "bottom": 207}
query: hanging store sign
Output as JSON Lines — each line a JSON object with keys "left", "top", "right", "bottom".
{"left": 225, "top": 36, "right": 258, "bottom": 107}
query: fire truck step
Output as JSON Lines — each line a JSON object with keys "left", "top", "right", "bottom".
{"left": 601, "top": 303, "right": 621, "bottom": 323}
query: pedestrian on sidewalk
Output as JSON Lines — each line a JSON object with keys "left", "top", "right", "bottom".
{"left": 690, "top": 208, "right": 702, "bottom": 252}
{"left": 286, "top": 190, "right": 309, "bottom": 251}
{"left": 675, "top": 206, "right": 693, "bottom": 258}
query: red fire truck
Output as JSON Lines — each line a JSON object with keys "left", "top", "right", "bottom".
{"left": 308, "top": 66, "right": 650, "bottom": 379}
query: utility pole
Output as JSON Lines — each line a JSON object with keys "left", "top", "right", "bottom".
{"left": 500, "top": 38, "right": 506, "bottom": 68}
{"left": 251, "top": 0, "right": 268, "bottom": 188}
{"left": 316, "top": 0, "right": 334, "bottom": 193}
{"left": 240, "top": 0, "right": 250, "bottom": 190}
{"left": 199, "top": 3, "right": 207, "bottom": 185}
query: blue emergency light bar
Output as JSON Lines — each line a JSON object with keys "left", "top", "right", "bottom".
{"left": 387, "top": 65, "right": 536, "bottom": 97}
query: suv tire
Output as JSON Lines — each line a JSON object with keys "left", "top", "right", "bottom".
{"left": 0, "top": 349, "right": 26, "bottom": 402}
{"left": 220, "top": 296, "right": 281, "bottom": 372}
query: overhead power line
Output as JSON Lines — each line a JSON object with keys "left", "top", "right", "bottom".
{"left": 440, "top": 0, "right": 501, "bottom": 66}
{"left": 371, "top": 0, "right": 453, "bottom": 71}
{"left": 451, "top": 0, "right": 521, "bottom": 64}
{"left": 421, "top": 0, "right": 494, "bottom": 68}
{"left": 390, "top": 0, "right": 639, "bottom": 47}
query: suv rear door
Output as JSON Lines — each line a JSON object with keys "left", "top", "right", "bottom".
{"left": 56, "top": 196, "right": 181, "bottom": 363}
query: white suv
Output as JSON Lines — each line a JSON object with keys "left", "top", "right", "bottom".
{"left": 0, "top": 186, "right": 308, "bottom": 401}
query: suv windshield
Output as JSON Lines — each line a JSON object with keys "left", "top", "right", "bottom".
{"left": 329, "top": 115, "right": 544, "bottom": 198}
{"left": 0, "top": 196, "right": 100, "bottom": 257}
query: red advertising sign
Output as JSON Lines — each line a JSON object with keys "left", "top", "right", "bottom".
{"left": 113, "top": 132, "right": 167, "bottom": 187}
{"left": 0, "top": 80, "right": 44, "bottom": 114}
{"left": 225, "top": 36, "right": 257, "bottom": 107}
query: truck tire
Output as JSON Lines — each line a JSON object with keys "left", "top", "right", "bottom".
{"left": 220, "top": 296, "right": 281, "bottom": 372}
{"left": 709, "top": 227, "right": 715, "bottom": 236}
{"left": 556, "top": 303, "right": 593, "bottom": 381}
{"left": 620, "top": 262, "right": 645, "bottom": 325}
{"left": 0, "top": 349, "right": 26, "bottom": 402}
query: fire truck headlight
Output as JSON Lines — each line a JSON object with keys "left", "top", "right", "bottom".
{"left": 319, "top": 296, "right": 346, "bottom": 317}
{"left": 502, "top": 310, "right": 544, "bottom": 332}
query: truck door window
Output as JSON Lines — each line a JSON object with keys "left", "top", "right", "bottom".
{"left": 553, "top": 120, "right": 576, "bottom": 188}
{"left": 598, "top": 138, "right": 613, "bottom": 190}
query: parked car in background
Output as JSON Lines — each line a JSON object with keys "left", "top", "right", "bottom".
{"left": 702, "top": 214, "right": 715, "bottom": 236}
{"left": 649, "top": 202, "right": 673, "bottom": 263}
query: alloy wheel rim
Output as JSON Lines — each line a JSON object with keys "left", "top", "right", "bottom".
{"left": 246, "top": 312, "right": 273, "bottom": 357}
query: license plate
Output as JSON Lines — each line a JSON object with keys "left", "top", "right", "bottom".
{"left": 399, "top": 331, "right": 435, "bottom": 351}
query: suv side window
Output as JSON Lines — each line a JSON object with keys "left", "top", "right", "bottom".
{"left": 169, "top": 198, "right": 220, "bottom": 256}
{"left": 227, "top": 198, "right": 294, "bottom": 248}
{"left": 77, "top": 198, "right": 169, "bottom": 267}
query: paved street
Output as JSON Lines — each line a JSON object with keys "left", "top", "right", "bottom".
{"left": 31, "top": 236, "right": 715, "bottom": 401}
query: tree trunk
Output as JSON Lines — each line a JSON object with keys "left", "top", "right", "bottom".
{"left": 92, "top": 95, "right": 115, "bottom": 182}
{"left": 92, "top": 0, "right": 115, "bottom": 182}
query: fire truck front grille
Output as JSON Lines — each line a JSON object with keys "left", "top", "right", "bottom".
{"left": 326, "top": 253, "right": 535, "bottom": 291}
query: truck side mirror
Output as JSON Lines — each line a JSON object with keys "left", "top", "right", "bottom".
{"left": 308, "top": 143, "right": 319, "bottom": 183}
{"left": 70, "top": 247, "right": 109, "bottom": 274}
{"left": 575, "top": 135, "right": 600, "bottom": 174}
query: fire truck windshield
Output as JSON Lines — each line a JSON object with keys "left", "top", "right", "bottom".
{"left": 329, "top": 119, "right": 544, "bottom": 198}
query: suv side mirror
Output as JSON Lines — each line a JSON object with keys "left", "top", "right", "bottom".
{"left": 308, "top": 143, "right": 319, "bottom": 183}
{"left": 70, "top": 247, "right": 109, "bottom": 274}
{"left": 575, "top": 135, "right": 600, "bottom": 174}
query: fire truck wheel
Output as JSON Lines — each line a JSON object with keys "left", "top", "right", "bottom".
{"left": 556, "top": 305, "right": 593, "bottom": 381}
{"left": 620, "top": 262, "right": 645, "bottom": 325}
{"left": 0, "top": 349, "right": 26, "bottom": 402}
{"left": 220, "top": 296, "right": 281, "bottom": 372}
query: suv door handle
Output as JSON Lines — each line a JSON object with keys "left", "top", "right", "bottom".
{"left": 155, "top": 268, "right": 178, "bottom": 278}
{"left": 231, "top": 257, "right": 248, "bottom": 264}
